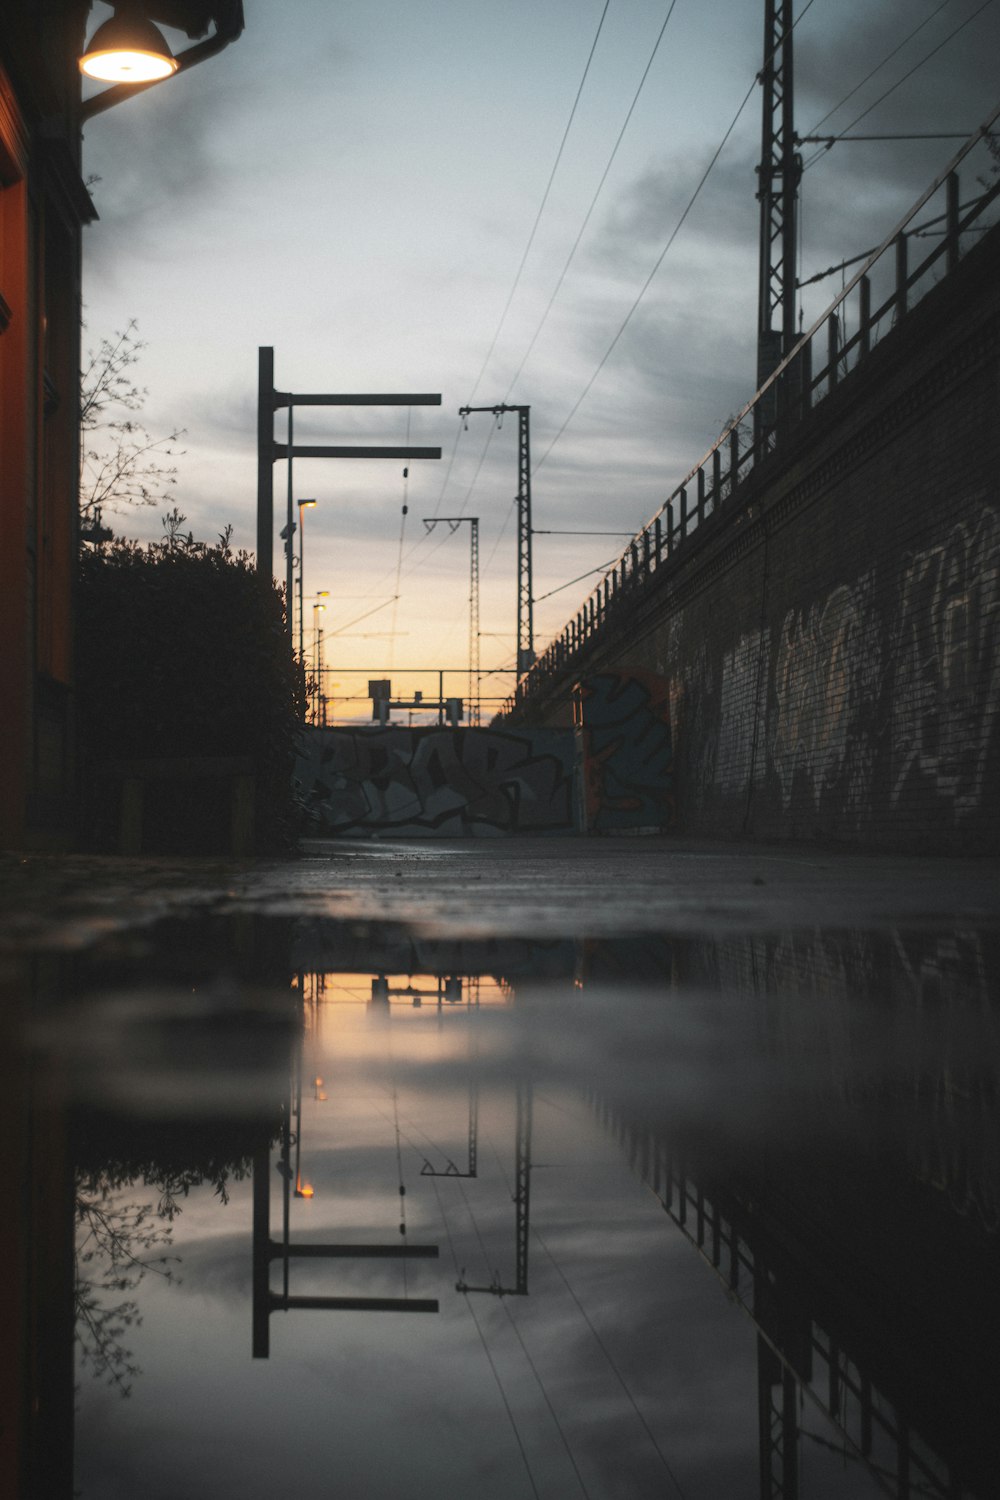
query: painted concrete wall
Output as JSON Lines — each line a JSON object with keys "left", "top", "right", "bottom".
{"left": 296, "top": 670, "right": 674, "bottom": 837}
{"left": 297, "top": 725, "right": 576, "bottom": 836}
{"left": 506, "top": 227, "right": 1000, "bottom": 853}
{"left": 575, "top": 671, "right": 674, "bottom": 834}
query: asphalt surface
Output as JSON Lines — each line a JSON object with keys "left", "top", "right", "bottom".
{"left": 2, "top": 836, "right": 998, "bottom": 953}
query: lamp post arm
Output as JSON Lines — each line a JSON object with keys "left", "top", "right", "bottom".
{"left": 81, "top": 3, "right": 245, "bottom": 121}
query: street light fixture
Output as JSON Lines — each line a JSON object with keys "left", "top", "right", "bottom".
{"left": 79, "top": 3, "right": 245, "bottom": 122}
{"left": 79, "top": 13, "right": 179, "bottom": 82}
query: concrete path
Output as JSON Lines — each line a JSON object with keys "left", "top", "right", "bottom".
{"left": 2, "top": 837, "right": 997, "bottom": 952}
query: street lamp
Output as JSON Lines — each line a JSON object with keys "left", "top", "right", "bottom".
{"left": 78, "top": 3, "right": 245, "bottom": 121}
{"left": 80, "top": 13, "right": 178, "bottom": 81}
{"left": 296, "top": 499, "right": 317, "bottom": 662}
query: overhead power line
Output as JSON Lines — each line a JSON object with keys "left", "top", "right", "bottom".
{"left": 802, "top": 0, "right": 996, "bottom": 172}
{"left": 532, "top": 0, "right": 821, "bottom": 479}
{"left": 533, "top": 559, "right": 617, "bottom": 605}
{"left": 503, "top": 0, "right": 680, "bottom": 403}
{"left": 803, "top": 0, "right": 952, "bottom": 140}
{"left": 466, "top": 0, "right": 612, "bottom": 405}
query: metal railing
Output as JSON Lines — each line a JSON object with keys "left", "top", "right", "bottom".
{"left": 504, "top": 113, "right": 1000, "bottom": 719}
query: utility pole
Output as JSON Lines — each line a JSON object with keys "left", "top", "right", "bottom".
{"left": 458, "top": 404, "right": 534, "bottom": 679}
{"left": 256, "top": 347, "right": 441, "bottom": 586}
{"left": 423, "top": 517, "right": 480, "bottom": 725}
{"left": 756, "top": 0, "right": 801, "bottom": 440}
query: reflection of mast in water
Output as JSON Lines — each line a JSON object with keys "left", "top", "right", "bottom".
{"left": 457, "top": 1078, "right": 532, "bottom": 1298}
{"left": 422, "top": 976, "right": 480, "bottom": 1180}
{"left": 250, "top": 1014, "right": 441, "bottom": 1359}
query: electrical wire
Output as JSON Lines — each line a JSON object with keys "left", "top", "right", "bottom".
{"left": 531, "top": 0, "right": 819, "bottom": 477}
{"left": 532, "top": 86, "right": 756, "bottom": 475}
{"left": 532, "top": 1224, "right": 688, "bottom": 1500}
{"left": 466, "top": 0, "right": 612, "bottom": 405}
{"left": 388, "top": 425, "right": 410, "bottom": 673}
{"left": 534, "top": 559, "right": 617, "bottom": 606}
{"left": 430, "top": 414, "right": 467, "bottom": 516}
{"left": 803, "top": 0, "right": 953, "bottom": 140}
{"left": 428, "top": 1181, "right": 541, "bottom": 1499}
{"left": 802, "top": 0, "right": 995, "bottom": 172}
{"left": 458, "top": 417, "right": 498, "bottom": 515}
{"left": 486, "top": 1130, "right": 684, "bottom": 1497}
{"left": 500, "top": 1300, "right": 594, "bottom": 1500}
{"left": 480, "top": 495, "right": 519, "bottom": 580}
{"left": 503, "top": 0, "right": 680, "bottom": 403}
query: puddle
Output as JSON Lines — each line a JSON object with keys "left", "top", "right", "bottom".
{"left": 9, "top": 915, "right": 998, "bottom": 1499}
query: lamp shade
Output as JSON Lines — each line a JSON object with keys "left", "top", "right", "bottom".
{"left": 79, "top": 13, "right": 179, "bottom": 82}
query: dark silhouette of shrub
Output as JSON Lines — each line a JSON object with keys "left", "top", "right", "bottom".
{"left": 77, "top": 518, "right": 304, "bottom": 852}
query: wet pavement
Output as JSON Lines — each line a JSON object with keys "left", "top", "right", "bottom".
{"left": 3, "top": 838, "right": 999, "bottom": 1499}
{"left": 4, "top": 836, "right": 998, "bottom": 945}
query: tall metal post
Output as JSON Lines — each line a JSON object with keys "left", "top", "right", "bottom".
{"left": 284, "top": 405, "right": 294, "bottom": 635}
{"left": 469, "top": 517, "right": 480, "bottom": 724}
{"left": 255, "top": 344, "right": 441, "bottom": 593}
{"left": 515, "top": 408, "right": 533, "bottom": 677}
{"left": 257, "top": 346, "right": 275, "bottom": 582}
{"left": 755, "top": 0, "right": 800, "bottom": 440}
{"left": 423, "top": 516, "right": 480, "bottom": 725}
{"left": 458, "top": 403, "right": 533, "bottom": 679}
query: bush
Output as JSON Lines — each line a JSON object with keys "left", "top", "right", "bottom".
{"left": 77, "top": 520, "right": 305, "bottom": 853}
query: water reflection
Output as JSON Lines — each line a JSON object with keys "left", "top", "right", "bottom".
{"left": 9, "top": 917, "right": 998, "bottom": 1498}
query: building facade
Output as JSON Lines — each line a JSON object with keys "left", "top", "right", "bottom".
{"left": 0, "top": 2, "right": 93, "bottom": 848}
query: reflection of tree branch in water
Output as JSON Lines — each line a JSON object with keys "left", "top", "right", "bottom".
{"left": 75, "top": 1179, "right": 179, "bottom": 1399}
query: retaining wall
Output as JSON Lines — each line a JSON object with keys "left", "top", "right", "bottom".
{"left": 507, "top": 226, "right": 1000, "bottom": 852}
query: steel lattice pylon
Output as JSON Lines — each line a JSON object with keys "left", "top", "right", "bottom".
{"left": 756, "top": 0, "right": 801, "bottom": 434}
{"left": 423, "top": 516, "right": 480, "bottom": 724}
{"left": 458, "top": 404, "right": 534, "bottom": 680}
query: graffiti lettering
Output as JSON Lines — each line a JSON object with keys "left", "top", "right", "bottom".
{"left": 296, "top": 726, "right": 575, "bottom": 837}
{"left": 891, "top": 507, "right": 1000, "bottom": 813}
{"left": 770, "top": 573, "right": 879, "bottom": 815}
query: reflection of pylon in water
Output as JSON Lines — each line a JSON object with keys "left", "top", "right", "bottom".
{"left": 456, "top": 1078, "right": 532, "bottom": 1297}
{"left": 421, "top": 977, "right": 480, "bottom": 1179}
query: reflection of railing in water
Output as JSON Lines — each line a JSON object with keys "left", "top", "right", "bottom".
{"left": 591, "top": 1094, "right": 994, "bottom": 1500}
{"left": 682, "top": 927, "right": 1000, "bottom": 1239}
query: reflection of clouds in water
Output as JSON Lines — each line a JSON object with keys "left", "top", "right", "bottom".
{"left": 70, "top": 924, "right": 995, "bottom": 1499}
{"left": 74, "top": 1072, "right": 766, "bottom": 1499}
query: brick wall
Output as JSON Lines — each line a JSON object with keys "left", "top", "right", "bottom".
{"left": 511, "top": 224, "right": 1000, "bottom": 853}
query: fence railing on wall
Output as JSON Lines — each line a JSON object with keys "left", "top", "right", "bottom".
{"left": 503, "top": 115, "right": 1000, "bottom": 719}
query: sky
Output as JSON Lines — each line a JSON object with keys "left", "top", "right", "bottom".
{"left": 79, "top": 0, "right": 1000, "bottom": 722}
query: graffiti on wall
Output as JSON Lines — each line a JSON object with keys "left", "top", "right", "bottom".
{"left": 717, "top": 628, "right": 769, "bottom": 798}
{"left": 296, "top": 725, "right": 575, "bottom": 837}
{"left": 575, "top": 672, "right": 673, "bottom": 833}
{"left": 770, "top": 571, "right": 882, "bottom": 818}
{"left": 654, "top": 504, "right": 998, "bottom": 840}
{"left": 891, "top": 507, "right": 1000, "bottom": 813}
